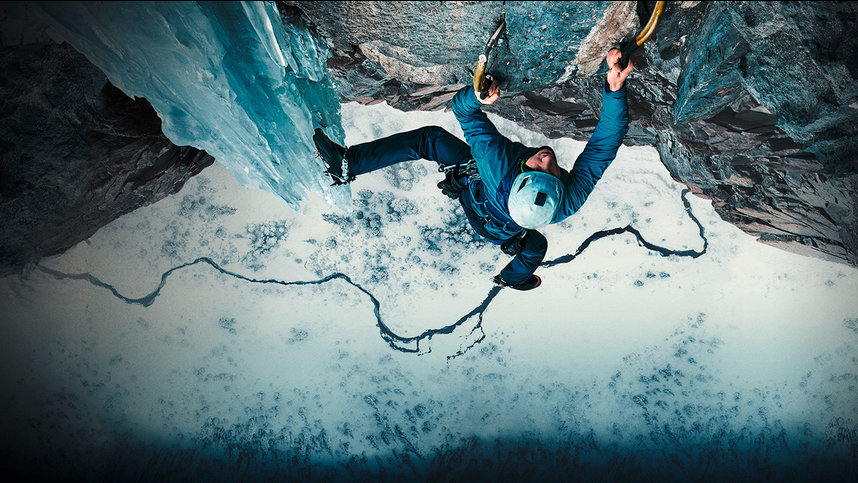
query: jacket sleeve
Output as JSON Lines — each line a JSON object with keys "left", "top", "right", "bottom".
{"left": 553, "top": 81, "right": 629, "bottom": 223}
{"left": 451, "top": 86, "right": 521, "bottom": 193}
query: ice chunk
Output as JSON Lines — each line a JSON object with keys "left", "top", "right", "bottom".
{"left": 30, "top": 1, "right": 350, "bottom": 211}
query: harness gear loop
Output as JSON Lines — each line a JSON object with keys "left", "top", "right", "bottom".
{"left": 437, "top": 159, "right": 478, "bottom": 199}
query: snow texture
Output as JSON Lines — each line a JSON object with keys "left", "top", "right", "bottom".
{"left": 2, "top": 101, "right": 857, "bottom": 480}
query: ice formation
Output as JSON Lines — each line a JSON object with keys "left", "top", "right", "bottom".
{"left": 30, "top": 1, "right": 350, "bottom": 210}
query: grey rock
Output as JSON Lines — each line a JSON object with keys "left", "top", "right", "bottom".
{"left": 285, "top": 1, "right": 858, "bottom": 266}
{"left": 2, "top": 1, "right": 857, "bottom": 272}
{"left": 0, "top": 40, "right": 214, "bottom": 277}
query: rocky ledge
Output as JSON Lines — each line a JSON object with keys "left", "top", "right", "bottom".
{"left": 285, "top": 1, "right": 858, "bottom": 266}
{"left": 1, "top": 2, "right": 856, "bottom": 274}
{"left": 0, "top": 27, "right": 214, "bottom": 277}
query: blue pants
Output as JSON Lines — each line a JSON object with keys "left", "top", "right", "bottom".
{"left": 346, "top": 126, "right": 547, "bottom": 284}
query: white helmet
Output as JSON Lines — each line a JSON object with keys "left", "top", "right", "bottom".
{"left": 507, "top": 171, "right": 563, "bottom": 229}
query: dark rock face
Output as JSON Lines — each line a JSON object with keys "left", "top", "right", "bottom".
{"left": 658, "top": 2, "right": 858, "bottom": 265}
{"left": 1, "top": 2, "right": 855, "bottom": 271}
{"left": 0, "top": 40, "right": 214, "bottom": 277}
{"left": 285, "top": 1, "right": 619, "bottom": 87}
{"left": 285, "top": 1, "right": 858, "bottom": 266}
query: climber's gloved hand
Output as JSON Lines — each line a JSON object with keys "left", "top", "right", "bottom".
{"left": 476, "top": 79, "right": 501, "bottom": 105}
{"left": 606, "top": 48, "right": 634, "bottom": 92}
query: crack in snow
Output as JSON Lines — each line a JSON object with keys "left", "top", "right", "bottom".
{"left": 36, "top": 190, "right": 707, "bottom": 357}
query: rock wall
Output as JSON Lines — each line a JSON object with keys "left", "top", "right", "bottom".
{"left": 0, "top": 7, "right": 214, "bottom": 277}
{"left": 1, "top": 2, "right": 856, "bottom": 273}
{"left": 284, "top": 1, "right": 858, "bottom": 266}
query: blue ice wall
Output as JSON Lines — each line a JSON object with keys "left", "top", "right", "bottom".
{"left": 30, "top": 1, "right": 349, "bottom": 210}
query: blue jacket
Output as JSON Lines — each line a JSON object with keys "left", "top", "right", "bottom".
{"left": 451, "top": 82, "right": 629, "bottom": 242}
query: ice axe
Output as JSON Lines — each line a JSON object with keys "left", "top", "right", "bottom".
{"left": 617, "top": 1, "right": 665, "bottom": 69}
{"left": 473, "top": 15, "right": 506, "bottom": 100}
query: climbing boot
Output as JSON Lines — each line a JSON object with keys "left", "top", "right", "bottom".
{"left": 493, "top": 274, "right": 541, "bottom": 291}
{"left": 313, "top": 128, "right": 353, "bottom": 185}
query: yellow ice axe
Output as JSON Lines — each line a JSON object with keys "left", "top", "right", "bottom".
{"left": 473, "top": 16, "right": 506, "bottom": 98}
{"left": 618, "top": 1, "right": 665, "bottom": 69}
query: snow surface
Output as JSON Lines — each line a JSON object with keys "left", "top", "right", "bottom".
{"left": 1, "top": 100, "right": 857, "bottom": 479}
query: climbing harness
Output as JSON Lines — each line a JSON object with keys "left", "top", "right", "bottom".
{"left": 473, "top": 15, "right": 507, "bottom": 99}
{"left": 618, "top": 1, "right": 665, "bottom": 69}
{"left": 437, "top": 159, "right": 478, "bottom": 199}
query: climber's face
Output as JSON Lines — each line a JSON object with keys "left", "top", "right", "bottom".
{"left": 525, "top": 147, "right": 562, "bottom": 179}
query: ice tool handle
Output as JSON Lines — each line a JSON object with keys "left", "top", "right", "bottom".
{"left": 618, "top": 1, "right": 665, "bottom": 70}
{"left": 473, "top": 16, "right": 506, "bottom": 100}
{"left": 474, "top": 55, "right": 495, "bottom": 100}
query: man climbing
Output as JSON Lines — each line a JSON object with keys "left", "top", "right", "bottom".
{"left": 314, "top": 49, "right": 633, "bottom": 291}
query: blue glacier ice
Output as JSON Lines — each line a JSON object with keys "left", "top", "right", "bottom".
{"left": 29, "top": 1, "right": 351, "bottom": 210}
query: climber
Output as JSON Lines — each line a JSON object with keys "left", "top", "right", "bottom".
{"left": 314, "top": 49, "right": 632, "bottom": 291}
